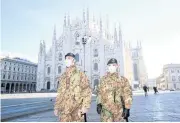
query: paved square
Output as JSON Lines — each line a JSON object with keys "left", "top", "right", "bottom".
{"left": 6, "top": 91, "right": 180, "bottom": 122}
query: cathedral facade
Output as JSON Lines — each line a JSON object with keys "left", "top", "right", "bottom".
{"left": 36, "top": 9, "right": 139, "bottom": 91}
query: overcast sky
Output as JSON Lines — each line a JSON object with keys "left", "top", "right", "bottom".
{"left": 1, "top": 0, "right": 180, "bottom": 78}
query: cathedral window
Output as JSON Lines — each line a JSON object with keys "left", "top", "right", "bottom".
{"left": 94, "top": 49, "right": 98, "bottom": 57}
{"left": 94, "top": 63, "right": 98, "bottom": 71}
{"left": 59, "top": 53, "right": 62, "bottom": 61}
{"left": 58, "top": 66, "right": 61, "bottom": 74}
{"left": 47, "top": 67, "right": 50, "bottom": 74}
{"left": 75, "top": 53, "right": 79, "bottom": 62}
{"left": 172, "top": 76, "right": 176, "bottom": 81}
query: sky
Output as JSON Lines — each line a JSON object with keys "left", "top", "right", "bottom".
{"left": 1, "top": 0, "right": 180, "bottom": 78}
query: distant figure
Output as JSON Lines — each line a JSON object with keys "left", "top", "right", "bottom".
{"left": 153, "top": 87, "right": 158, "bottom": 94}
{"left": 147, "top": 87, "right": 149, "bottom": 92}
{"left": 143, "top": 85, "right": 148, "bottom": 97}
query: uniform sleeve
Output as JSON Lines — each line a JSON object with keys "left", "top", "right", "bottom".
{"left": 80, "top": 72, "right": 92, "bottom": 109}
{"left": 122, "top": 77, "right": 133, "bottom": 109}
{"left": 54, "top": 74, "right": 64, "bottom": 111}
{"left": 96, "top": 78, "right": 102, "bottom": 104}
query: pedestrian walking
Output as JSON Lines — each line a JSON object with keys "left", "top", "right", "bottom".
{"left": 153, "top": 87, "right": 158, "bottom": 94}
{"left": 143, "top": 85, "right": 148, "bottom": 97}
{"left": 96, "top": 58, "right": 133, "bottom": 122}
{"left": 54, "top": 53, "right": 92, "bottom": 122}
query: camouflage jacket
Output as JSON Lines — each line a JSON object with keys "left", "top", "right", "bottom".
{"left": 96, "top": 72, "right": 133, "bottom": 114}
{"left": 54, "top": 65, "right": 92, "bottom": 114}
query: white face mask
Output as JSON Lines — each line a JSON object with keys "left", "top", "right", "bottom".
{"left": 65, "top": 59, "right": 73, "bottom": 67}
{"left": 108, "top": 65, "right": 117, "bottom": 73}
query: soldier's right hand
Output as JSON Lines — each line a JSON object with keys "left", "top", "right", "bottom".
{"left": 54, "top": 110, "right": 58, "bottom": 116}
{"left": 122, "top": 108, "right": 130, "bottom": 119}
{"left": 97, "top": 103, "right": 102, "bottom": 114}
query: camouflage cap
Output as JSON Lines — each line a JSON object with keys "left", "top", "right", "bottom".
{"left": 107, "top": 58, "right": 118, "bottom": 65}
{"left": 65, "top": 53, "right": 75, "bottom": 59}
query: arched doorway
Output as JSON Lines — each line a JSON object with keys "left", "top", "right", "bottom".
{"left": 47, "top": 82, "right": 50, "bottom": 90}
{"left": 30, "top": 84, "right": 33, "bottom": 91}
{"left": 11, "top": 83, "right": 14, "bottom": 93}
{"left": 19, "top": 84, "right": 22, "bottom": 92}
{"left": 27, "top": 84, "right": 29, "bottom": 92}
{"left": 6, "top": 83, "right": 10, "bottom": 93}
{"left": 23, "top": 84, "right": 26, "bottom": 92}
{"left": 15, "top": 83, "right": 18, "bottom": 92}
{"left": 1, "top": 83, "right": 5, "bottom": 87}
{"left": 94, "top": 79, "right": 99, "bottom": 90}
{"left": 33, "top": 84, "right": 36, "bottom": 92}
{"left": 1, "top": 83, "right": 5, "bottom": 93}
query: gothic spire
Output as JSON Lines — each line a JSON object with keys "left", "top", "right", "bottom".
{"left": 53, "top": 25, "right": 56, "bottom": 40}
{"left": 64, "top": 13, "right": 66, "bottom": 27}
{"left": 106, "top": 15, "right": 109, "bottom": 30}
{"left": 86, "top": 8, "right": 89, "bottom": 26}
{"left": 68, "top": 13, "right": 70, "bottom": 26}
{"left": 83, "top": 9, "right": 85, "bottom": 23}
{"left": 100, "top": 16, "right": 102, "bottom": 32}
{"left": 114, "top": 24, "right": 117, "bottom": 41}
{"left": 119, "top": 23, "right": 122, "bottom": 42}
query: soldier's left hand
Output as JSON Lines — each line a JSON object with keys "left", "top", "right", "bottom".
{"left": 78, "top": 108, "right": 87, "bottom": 117}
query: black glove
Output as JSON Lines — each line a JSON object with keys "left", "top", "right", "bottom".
{"left": 97, "top": 103, "right": 102, "bottom": 114}
{"left": 122, "top": 108, "right": 130, "bottom": 119}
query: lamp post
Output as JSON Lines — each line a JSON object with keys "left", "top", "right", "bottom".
{"left": 82, "top": 37, "right": 87, "bottom": 73}
{"left": 82, "top": 35, "right": 91, "bottom": 73}
{"left": 81, "top": 35, "right": 91, "bottom": 122}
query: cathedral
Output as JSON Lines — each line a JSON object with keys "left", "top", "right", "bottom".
{"left": 36, "top": 9, "right": 147, "bottom": 91}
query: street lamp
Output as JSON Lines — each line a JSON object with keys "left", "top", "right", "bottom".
{"left": 82, "top": 35, "right": 91, "bottom": 73}
{"left": 81, "top": 35, "right": 91, "bottom": 122}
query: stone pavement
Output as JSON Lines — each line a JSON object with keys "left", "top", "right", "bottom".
{"left": 8, "top": 91, "right": 180, "bottom": 122}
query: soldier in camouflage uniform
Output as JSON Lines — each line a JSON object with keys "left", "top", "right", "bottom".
{"left": 54, "top": 53, "right": 92, "bottom": 122}
{"left": 96, "top": 58, "right": 133, "bottom": 122}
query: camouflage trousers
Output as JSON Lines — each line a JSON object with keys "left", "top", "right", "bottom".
{"left": 100, "top": 108, "right": 126, "bottom": 122}
{"left": 59, "top": 114, "right": 84, "bottom": 122}
{"left": 58, "top": 109, "right": 84, "bottom": 122}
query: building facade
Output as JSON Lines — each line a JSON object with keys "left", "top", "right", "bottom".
{"left": 156, "top": 74, "right": 165, "bottom": 90}
{"left": 1, "top": 57, "right": 37, "bottom": 93}
{"left": 131, "top": 42, "right": 148, "bottom": 89}
{"left": 156, "top": 64, "right": 180, "bottom": 90}
{"left": 37, "top": 10, "right": 135, "bottom": 91}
